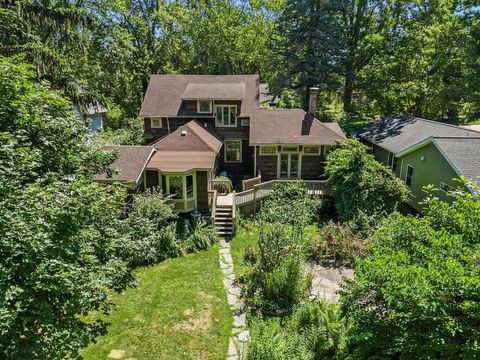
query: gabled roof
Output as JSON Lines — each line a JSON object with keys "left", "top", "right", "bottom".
{"left": 182, "top": 83, "right": 246, "bottom": 100}
{"left": 355, "top": 115, "right": 479, "bottom": 153}
{"left": 397, "top": 136, "right": 480, "bottom": 183}
{"left": 249, "top": 109, "right": 346, "bottom": 145}
{"left": 147, "top": 120, "right": 222, "bottom": 173}
{"left": 95, "top": 145, "right": 155, "bottom": 183}
{"left": 151, "top": 120, "right": 222, "bottom": 152}
{"left": 139, "top": 75, "right": 259, "bottom": 118}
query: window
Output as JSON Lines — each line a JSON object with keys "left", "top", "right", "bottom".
{"left": 303, "top": 146, "right": 320, "bottom": 155}
{"left": 281, "top": 145, "right": 299, "bottom": 152}
{"left": 225, "top": 139, "right": 242, "bottom": 162}
{"left": 323, "top": 145, "right": 333, "bottom": 155}
{"left": 186, "top": 175, "right": 194, "bottom": 198}
{"left": 260, "top": 146, "right": 277, "bottom": 155}
{"left": 392, "top": 157, "right": 398, "bottom": 172}
{"left": 197, "top": 100, "right": 212, "bottom": 113}
{"left": 240, "top": 118, "right": 250, "bottom": 126}
{"left": 215, "top": 105, "right": 237, "bottom": 127}
{"left": 388, "top": 152, "right": 394, "bottom": 167}
{"left": 406, "top": 165, "right": 414, "bottom": 188}
{"left": 151, "top": 117, "right": 162, "bottom": 128}
{"left": 168, "top": 176, "right": 183, "bottom": 199}
{"left": 440, "top": 182, "right": 455, "bottom": 193}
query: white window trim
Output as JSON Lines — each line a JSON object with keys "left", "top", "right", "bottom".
{"left": 439, "top": 181, "right": 455, "bottom": 193}
{"left": 303, "top": 145, "right": 321, "bottom": 155}
{"left": 197, "top": 100, "right": 212, "bottom": 113}
{"left": 165, "top": 172, "right": 197, "bottom": 212}
{"left": 260, "top": 145, "right": 277, "bottom": 156}
{"left": 277, "top": 152, "right": 302, "bottom": 179}
{"left": 240, "top": 118, "right": 250, "bottom": 126}
{"left": 281, "top": 145, "right": 299, "bottom": 153}
{"left": 405, "top": 164, "right": 414, "bottom": 188}
{"left": 224, "top": 139, "right": 242, "bottom": 163}
{"left": 215, "top": 105, "right": 237, "bottom": 127}
{"left": 151, "top": 117, "right": 162, "bottom": 128}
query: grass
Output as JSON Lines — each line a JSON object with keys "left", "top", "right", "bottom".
{"left": 82, "top": 244, "right": 231, "bottom": 360}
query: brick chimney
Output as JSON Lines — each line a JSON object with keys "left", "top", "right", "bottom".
{"left": 308, "top": 87, "right": 319, "bottom": 115}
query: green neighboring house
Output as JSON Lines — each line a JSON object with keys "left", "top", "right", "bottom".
{"left": 355, "top": 115, "right": 480, "bottom": 212}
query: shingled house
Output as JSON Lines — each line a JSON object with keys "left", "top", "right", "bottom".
{"left": 98, "top": 75, "right": 346, "bottom": 217}
{"left": 356, "top": 115, "right": 480, "bottom": 212}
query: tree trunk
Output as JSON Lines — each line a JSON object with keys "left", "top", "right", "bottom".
{"left": 343, "top": 64, "right": 355, "bottom": 112}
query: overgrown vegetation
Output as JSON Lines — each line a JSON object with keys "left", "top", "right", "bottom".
{"left": 340, "top": 184, "right": 480, "bottom": 358}
{"left": 0, "top": 58, "right": 218, "bottom": 359}
{"left": 325, "top": 139, "right": 410, "bottom": 231}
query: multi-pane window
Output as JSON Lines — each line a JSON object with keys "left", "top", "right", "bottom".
{"left": 406, "top": 165, "right": 414, "bottom": 188}
{"left": 151, "top": 118, "right": 162, "bottom": 128}
{"left": 225, "top": 139, "right": 242, "bottom": 162}
{"left": 260, "top": 146, "right": 277, "bottom": 155}
{"left": 197, "top": 100, "right": 212, "bottom": 113}
{"left": 281, "top": 145, "right": 299, "bottom": 152}
{"left": 303, "top": 145, "right": 320, "bottom": 155}
{"left": 215, "top": 105, "right": 237, "bottom": 127}
{"left": 168, "top": 176, "right": 183, "bottom": 199}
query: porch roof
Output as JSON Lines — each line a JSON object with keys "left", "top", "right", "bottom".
{"left": 95, "top": 145, "right": 155, "bottom": 183}
{"left": 146, "top": 151, "right": 216, "bottom": 173}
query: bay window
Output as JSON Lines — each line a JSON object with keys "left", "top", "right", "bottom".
{"left": 166, "top": 173, "right": 196, "bottom": 212}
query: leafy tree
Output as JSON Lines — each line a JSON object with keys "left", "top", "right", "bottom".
{"left": 340, "top": 186, "right": 480, "bottom": 359}
{"left": 0, "top": 58, "right": 134, "bottom": 358}
{"left": 325, "top": 139, "right": 409, "bottom": 227}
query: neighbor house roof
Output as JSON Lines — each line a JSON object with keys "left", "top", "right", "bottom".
{"left": 249, "top": 109, "right": 346, "bottom": 145}
{"left": 355, "top": 115, "right": 480, "bottom": 154}
{"left": 182, "top": 83, "right": 246, "bottom": 100}
{"left": 139, "top": 75, "right": 259, "bottom": 118}
{"left": 95, "top": 145, "right": 155, "bottom": 183}
{"left": 397, "top": 136, "right": 480, "bottom": 183}
{"left": 147, "top": 120, "right": 222, "bottom": 173}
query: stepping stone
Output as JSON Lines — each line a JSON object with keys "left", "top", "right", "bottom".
{"left": 219, "top": 260, "right": 231, "bottom": 270}
{"left": 233, "top": 313, "right": 246, "bottom": 328}
{"left": 238, "top": 330, "right": 250, "bottom": 342}
{"left": 228, "top": 286, "right": 241, "bottom": 297}
{"left": 222, "top": 267, "right": 234, "bottom": 276}
{"left": 228, "top": 338, "right": 238, "bottom": 357}
{"left": 219, "top": 248, "right": 230, "bottom": 255}
{"left": 225, "top": 273, "right": 236, "bottom": 281}
{"left": 227, "top": 293, "right": 239, "bottom": 306}
{"left": 222, "top": 253, "right": 234, "bottom": 264}
{"left": 223, "top": 278, "right": 234, "bottom": 289}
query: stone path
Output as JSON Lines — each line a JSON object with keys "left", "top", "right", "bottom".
{"left": 218, "top": 238, "right": 248, "bottom": 360}
{"left": 307, "top": 263, "right": 354, "bottom": 303}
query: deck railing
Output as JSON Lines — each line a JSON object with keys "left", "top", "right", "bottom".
{"left": 242, "top": 175, "right": 261, "bottom": 191}
{"left": 235, "top": 179, "right": 330, "bottom": 206}
{"left": 212, "top": 178, "right": 233, "bottom": 194}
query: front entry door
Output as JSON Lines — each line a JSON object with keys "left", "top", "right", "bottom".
{"left": 279, "top": 153, "right": 300, "bottom": 179}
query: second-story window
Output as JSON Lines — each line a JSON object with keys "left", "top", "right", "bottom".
{"left": 197, "top": 100, "right": 212, "bottom": 113}
{"left": 215, "top": 105, "right": 237, "bottom": 127}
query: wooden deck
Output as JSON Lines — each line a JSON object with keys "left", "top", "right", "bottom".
{"left": 235, "top": 179, "right": 330, "bottom": 206}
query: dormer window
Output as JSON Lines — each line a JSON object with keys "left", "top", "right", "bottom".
{"left": 215, "top": 105, "right": 237, "bottom": 127}
{"left": 197, "top": 100, "right": 212, "bottom": 113}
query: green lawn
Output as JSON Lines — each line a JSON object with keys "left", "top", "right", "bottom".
{"left": 82, "top": 244, "right": 231, "bottom": 360}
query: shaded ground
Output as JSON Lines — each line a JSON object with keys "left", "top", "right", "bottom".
{"left": 82, "top": 244, "right": 231, "bottom": 360}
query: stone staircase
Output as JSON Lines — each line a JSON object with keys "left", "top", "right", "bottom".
{"left": 214, "top": 205, "right": 234, "bottom": 237}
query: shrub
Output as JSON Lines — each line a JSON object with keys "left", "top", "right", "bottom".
{"left": 121, "top": 189, "right": 180, "bottom": 266}
{"left": 242, "top": 224, "right": 308, "bottom": 314}
{"left": 181, "top": 218, "right": 219, "bottom": 253}
{"left": 340, "top": 186, "right": 480, "bottom": 358}
{"left": 261, "top": 182, "right": 320, "bottom": 229}
{"left": 308, "top": 222, "right": 368, "bottom": 267}
{"left": 325, "top": 139, "right": 410, "bottom": 229}
{"left": 246, "top": 301, "right": 347, "bottom": 360}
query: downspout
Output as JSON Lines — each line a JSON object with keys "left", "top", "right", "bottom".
{"left": 254, "top": 146, "right": 257, "bottom": 176}
{"left": 167, "top": 117, "right": 171, "bottom": 133}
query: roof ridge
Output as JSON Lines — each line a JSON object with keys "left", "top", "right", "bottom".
{"left": 186, "top": 120, "right": 222, "bottom": 152}
{"left": 393, "top": 114, "right": 480, "bottom": 134}
{"left": 433, "top": 135, "right": 480, "bottom": 139}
